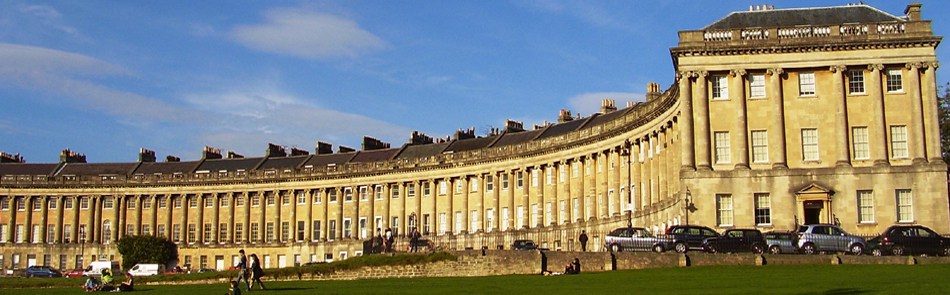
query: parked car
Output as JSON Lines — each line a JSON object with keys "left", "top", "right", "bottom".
{"left": 667, "top": 225, "right": 720, "bottom": 253}
{"left": 796, "top": 224, "right": 866, "bottom": 255}
{"left": 63, "top": 268, "right": 86, "bottom": 278}
{"left": 604, "top": 227, "right": 670, "bottom": 253}
{"left": 197, "top": 268, "right": 216, "bottom": 273}
{"left": 26, "top": 265, "right": 62, "bottom": 278}
{"left": 764, "top": 231, "right": 799, "bottom": 254}
{"left": 512, "top": 239, "right": 538, "bottom": 250}
{"left": 702, "top": 229, "right": 766, "bottom": 254}
{"left": 867, "top": 225, "right": 950, "bottom": 256}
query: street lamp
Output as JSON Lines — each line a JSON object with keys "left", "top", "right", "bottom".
{"left": 622, "top": 140, "right": 633, "bottom": 228}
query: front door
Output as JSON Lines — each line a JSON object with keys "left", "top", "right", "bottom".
{"left": 803, "top": 201, "right": 823, "bottom": 224}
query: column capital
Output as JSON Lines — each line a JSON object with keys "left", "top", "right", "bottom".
{"left": 867, "top": 64, "right": 885, "bottom": 72}
{"left": 695, "top": 70, "right": 709, "bottom": 78}
{"left": 829, "top": 65, "right": 847, "bottom": 73}
{"left": 928, "top": 61, "right": 940, "bottom": 69}
{"left": 766, "top": 68, "right": 784, "bottom": 76}
{"left": 729, "top": 69, "right": 747, "bottom": 77}
{"left": 905, "top": 62, "right": 923, "bottom": 70}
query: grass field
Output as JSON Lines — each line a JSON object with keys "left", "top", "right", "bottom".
{"left": 3, "top": 264, "right": 948, "bottom": 294}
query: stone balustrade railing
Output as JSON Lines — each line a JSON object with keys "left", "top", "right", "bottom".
{"left": 679, "top": 20, "right": 933, "bottom": 47}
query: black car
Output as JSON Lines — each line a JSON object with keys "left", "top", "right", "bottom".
{"left": 667, "top": 225, "right": 719, "bottom": 253}
{"left": 25, "top": 265, "right": 62, "bottom": 278}
{"left": 867, "top": 225, "right": 950, "bottom": 256}
{"left": 512, "top": 239, "right": 538, "bottom": 250}
{"left": 703, "top": 229, "right": 766, "bottom": 254}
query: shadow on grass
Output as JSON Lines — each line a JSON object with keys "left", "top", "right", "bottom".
{"left": 260, "top": 287, "right": 314, "bottom": 291}
{"left": 800, "top": 288, "right": 869, "bottom": 295}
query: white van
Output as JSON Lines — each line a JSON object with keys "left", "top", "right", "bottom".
{"left": 84, "top": 261, "right": 120, "bottom": 277}
{"left": 127, "top": 263, "right": 162, "bottom": 276}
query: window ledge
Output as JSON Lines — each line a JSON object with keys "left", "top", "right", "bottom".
{"left": 798, "top": 95, "right": 817, "bottom": 98}
{"left": 886, "top": 91, "right": 905, "bottom": 94}
{"left": 849, "top": 93, "right": 868, "bottom": 96}
{"left": 857, "top": 222, "right": 878, "bottom": 226}
{"left": 897, "top": 220, "right": 916, "bottom": 224}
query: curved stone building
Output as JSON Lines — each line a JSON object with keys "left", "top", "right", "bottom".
{"left": 0, "top": 3, "right": 946, "bottom": 271}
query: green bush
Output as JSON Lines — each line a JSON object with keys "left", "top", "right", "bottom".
{"left": 115, "top": 235, "right": 178, "bottom": 270}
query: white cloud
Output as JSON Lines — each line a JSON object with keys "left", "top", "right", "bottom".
{"left": 567, "top": 92, "right": 645, "bottom": 117}
{"left": 230, "top": 8, "right": 387, "bottom": 59}
{"left": 0, "top": 43, "right": 201, "bottom": 122}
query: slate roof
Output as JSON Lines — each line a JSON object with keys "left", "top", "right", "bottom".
{"left": 350, "top": 148, "right": 400, "bottom": 163}
{"left": 303, "top": 153, "right": 356, "bottom": 167}
{"left": 536, "top": 117, "right": 590, "bottom": 140}
{"left": 195, "top": 157, "right": 263, "bottom": 172}
{"left": 493, "top": 129, "right": 545, "bottom": 147}
{"left": 257, "top": 156, "right": 310, "bottom": 171}
{"left": 0, "top": 163, "right": 60, "bottom": 176}
{"left": 56, "top": 162, "right": 139, "bottom": 176}
{"left": 395, "top": 142, "right": 450, "bottom": 159}
{"left": 133, "top": 161, "right": 200, "bottom": 175}
{"left": 444, "top": 136, "right": 498, "bottom": 153}
{"left": 582, "top": 108, "right": 631, "bottom": 129}
{"left": 705, "top": 5, "right": 903, "bottom": 30}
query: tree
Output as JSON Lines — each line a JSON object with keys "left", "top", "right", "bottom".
{"left": 940, "top": 82, "right": 950, "bottom": 163}
{"left": 115, "top": 235, "right": 178, "bottom": 270}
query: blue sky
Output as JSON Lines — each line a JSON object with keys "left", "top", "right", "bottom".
{"left": 1, "top": 0, "right": 947, "bottom": 163}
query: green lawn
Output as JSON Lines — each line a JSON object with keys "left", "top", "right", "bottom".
{"left": 4, "top": 264, "right": 949, "bottom": 294}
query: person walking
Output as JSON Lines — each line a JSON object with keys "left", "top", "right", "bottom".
{"left": 579, "top": 230, "right": 589, "bottom": 252}
{"left": 384, "top": 228, "right": 394, "bottom": 253}
{"left": 236, "top": 249, "right": 250, "bottom": 291}
{"left": 409, "top": 228, "right": 421, "bottom": 253}
{"left": 248, "top": 254, "right": 266, "bottom": 290}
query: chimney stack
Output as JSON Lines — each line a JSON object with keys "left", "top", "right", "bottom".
{"left": 138, "top": 148, "right": 156, "bottom": 163}
{"left": 410, "top": 131, "right": 434, "bottom": 145}
{"left": 558, "top": 109, "right": 574, "bottom": 123}
{"left": 227, "top": 151, "right": 244, "bottom": 159}
{"left": 0, "top": 152, "right": 24, "bottom": 163}
{"left": 338, "top": 146, "right": 356, "bottom": 153}
{"left": 59, "top": 149, "right": 86, "bottom": 163}
{"left": 266, "top": 143, "right": 287, "bottom": 157}
{"left": 316, "top": 141, "right": 334, "bottom": 155}
{"left": 505, "top": 120, "right": 524, "bottom": 133}
{"left": 202, "top": 146, "right": 222, "bottom": 159}
{"left": 165, "top": 155, "right": 180, "bottom": 162}
{"left": 646, "top": 82, "right": 661, "bottom": 101}
{"left": 362, "top": 136, "right": 391, "bottom": 151}
{"left": 905, "top": 3, "right": 922, "bottom": 21}
{"left": 600, "top": 99, "right": 617, "bottom": 113}
{"left": 290, "top": 147, "right": 309, "bottom": 156}
{"left": 453, "top": 128, "right": 476, "bottom": 140}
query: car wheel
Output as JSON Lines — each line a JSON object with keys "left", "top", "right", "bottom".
{"left": 27, "top": 274, "right": 33, "bottom": 278}
{"left": 768, "top": 246, "right": 781, "bottom": 255}
{"left": 942, "top": 247, "right": 950, "bottom": 257}
{"left": 891, "top": 246, "right": 904, "bottom": 256}
{"left": 850, "top": 244, "right": 864, "bottom": 255}
{"left": 752, "top": 244, "right": 765, "bottom": 254}
{"left": 872, "top": 248, "right": 883, "bottom": 256}
{"left": 675, "top": 242, "right": 688, "bottom": 254}
{"left": 653, "top": 244, "right": 664, "bottom": 253}
{"left": 802, "top": 243, "right": 817, "bottom": 255}
{"left": 705, "top": 244, "right": 718, "bottom": 254}
{"left": 610, "top": 244, "right": 621, "bottom": 253}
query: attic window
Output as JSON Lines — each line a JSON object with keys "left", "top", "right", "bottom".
{"left": 64, "top": 175, "right": 77, "bottom": 181}
{"left": 101, "top": 175, "right": 116, "bottom": 181}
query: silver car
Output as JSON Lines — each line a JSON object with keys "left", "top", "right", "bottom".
{"left": 796, "top": 224, "right": 866, "bottom": 255}
{"left": 604, "top": 227, "right": 670, "bottom": 253}
{"left": 764, "top": 231, "right": 798, "bottom": 254}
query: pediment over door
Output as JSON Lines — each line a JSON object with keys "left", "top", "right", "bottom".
{"left": 794, "top": 183, "right": 834, "bottom": 201}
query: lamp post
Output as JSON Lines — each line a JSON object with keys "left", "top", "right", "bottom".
{"left": 622, "top": 140, "right": 633, "bottom": 228}
{"left": 684, "top": 187, "right": 692, "bottom": 225}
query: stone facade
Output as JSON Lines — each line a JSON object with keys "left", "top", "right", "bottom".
{"left": 0, "top": 3, "right": 946, "bottom": 272}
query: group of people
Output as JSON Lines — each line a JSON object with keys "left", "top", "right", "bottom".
{"left": 230, "top": 249, "right": 266, "bottom": 294}
{"left": 372, "top": 228, "right": 397, "bottom": 254}
{"left": 543, "top": 258, "right": 582, "bottom": 276}
{"left": 82, "top": 269, "right": 134, "bottom": 292}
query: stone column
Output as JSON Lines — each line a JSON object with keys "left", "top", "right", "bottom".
{"left": 446, "top": 178, "right": 454, "bottom": 233}
{"left": 108, "top": 196, "right": 118, "bottom": 242}
{"left": 767, "top": 68, "right": 788, "bottom": 168}
{"left": 56, "top": 196, "right": 65, "bottom": 243}
{"left": 116, "top": 197, "right": 125, "bottom": 240}
{"left": 290, "top": 190, "right": 298, "bottom": 242}
{"left": 71, "top": 197, "right": 80, "bottom": 243}
{"left": 242, "top": 193, "right": 251, "bottom": 243}
{"left": 274, "top": 191, "right": 283, "bottom": 242}
{"left": 305, "top": 190, "right": 313, "bottom": 242}
{"left": 212, "top": 194, "right": 220, "bottom": 243}
{"left": 631, "top": 141, "right": 642, "bottom": 211}
{"left": 228, "top": 192, "right": 236, "bottom": 244}
{"left": 574, "top": 159, "right": 585, "bottom": 222}
{"left": 150, "top": 196, "right": 158, "bottom": 237}
{"left": 867, "top": 64, "right": 889, "bottom": 166}
{"left": 318, "top": 189, "right": 327, "bottom": 241}
{"left": 906, "top": 62, "right": 926, "bottom": 163}
{"left": 831, "top": 65, "right": 851, "bottom": 166}
{"left": 135, "top": 195, "right": 143, "bottom": 236}
{"left": 180, "top": 195, "right": 190, "bottom": 243}
{"left": 695, "top": 71, "right": 712, "bottom": 170}
{"left": 259, "top": 192, "right": 267, "bottom": 242}
{"left": 658, "top": 129, "right": 668, "bottom": 203}
{"left": 730, "top": 69, "right": 750, "bottom": 169}
{"left": 337, "top": 188, "right": 344, "bottom": 240}
{"left": 367, "top": 185, "right": 375, "bottom": 236}
{"left": 23, "top": 197, "right": 33, "bottom": 243}
{"left": 399, "top": 183, "right": 407, "bottom": 236}
{"left": 474, "top": 176, "right": 484, "bottom": 232}
{"left": 460, "top": 177, "right": 469, "bottom": 233}
{"left": 37, "top": 196, "right": 49, "bottom": 244}
{"left": 923, "top": 62, "right": 942, "bottom": 162}
{"left": 197, "top": 194, "right": 205, "bottom": 243}
{"left": 165, "top": 195, "right": 173, "bottom": 240}
{"left": 3, "top": 197, "right": 13, "bottom": 243}
{"left": 536, "top": 166, "right": 545, "bottom": 226}
{"left": 506, "top": 172, "right": 515, "bottom": 228}
{"left": 679, "top": 72, "right": 696, "bottom": 170}
{"left": 415, "top": 180, "right": 423, "bottom": 232}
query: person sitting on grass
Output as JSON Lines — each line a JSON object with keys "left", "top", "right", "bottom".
{"left": 116, "top": 274, "right": 134, "bottom": 292}
{"left": 228, "top": 280, "right": 242, "bottom": 295}
{"left": 82, "top": 276, "right": 100, "bottom": 292}
{"left": 99, "top": 269, "right": 116, "bottom": 291}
